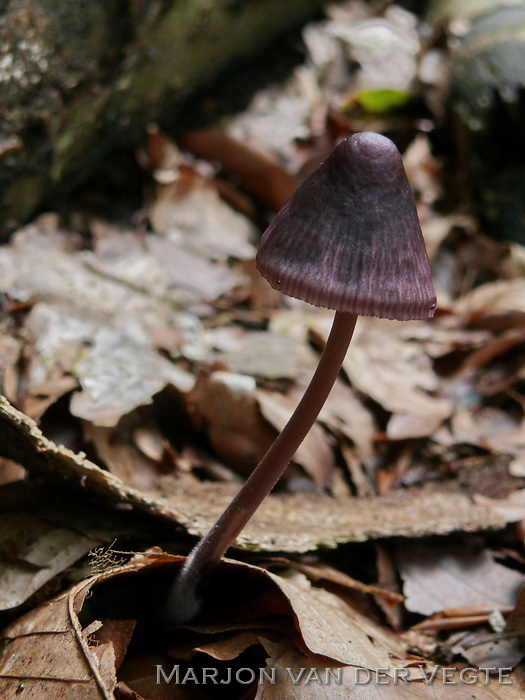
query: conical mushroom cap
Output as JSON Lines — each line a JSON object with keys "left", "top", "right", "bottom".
{"left": 256, "top": 132, "right": 437, "bottom": 321}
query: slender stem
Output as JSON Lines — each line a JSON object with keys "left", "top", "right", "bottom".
{"left": 162, "top": 311, "right": 358, "bottom": 624}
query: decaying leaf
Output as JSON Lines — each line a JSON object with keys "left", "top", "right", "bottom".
{"left": 0, "top": 332, "right": 21, "bottom": 404}
{"left": 0, "top": 481, "right": 141, "bottom": 611}
{"left": 1, "top": 2, "right": 525, "bottom": 694}
{"left": 453, "top": 279, "right": 525, "bottom": 322}
{"left": 209, "top": 328, "right": 305, "bottom": 381}
{"left": 0, "top": 226, "right": 171, "bottom": 322}
{"left": 256, "top": 389, "right": 335, "bottom": 490}
{"left": 149, "top": 171, "right": 256, "bottom": 262}
{"left": 436, "top": 408, "right": 525, "bottom": 466}
{"left": 398, "top": 540, "right": 524, "bottom": 616}
{"left": 310, "top": 316, "right": 453, "bottom": 436}
{"left": 0, "top": 515, "right": 100, "bottom": 612}
{"left": 191, "top": 371, "right": 276, "bottom": 476}
{"left": 146, "top": 234, "right": 244, "bottom": 307}
{"left": 0, "top": 576, "right": 116, "bottom": 699}
{"left": 0, "top": 552, "right": 409, "bottom": 698}
{"left": 317, "top": 378, "right": 377, "bottom": 461}
{"left": 254, "top": 640, "right": 500, "bottom": 699}
{"left": 178, "top": 128, "right": 298, "bottom": 212}
{"left": 83, "top": 422, "right": 164, "bottom": 489}
{"left": 70, "top": 321, "right": 194, "bottom": 427}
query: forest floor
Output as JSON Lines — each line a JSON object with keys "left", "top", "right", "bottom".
{"left": 1, "top": 2, "right": 525, "bottom": 698}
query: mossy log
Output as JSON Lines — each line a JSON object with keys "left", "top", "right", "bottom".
{"left": 0, "top": 0, "right": 320, "bottom": 235}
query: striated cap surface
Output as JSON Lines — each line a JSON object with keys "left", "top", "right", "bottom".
{"left": 256, "top": 132, "right": 437, "bottom": 321}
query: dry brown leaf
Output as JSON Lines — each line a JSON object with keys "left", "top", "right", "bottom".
{"left": 83, "top": 423, "right": 161, "bottom": 489}
{"left": 146, "top": 234, "right": 243, "bottom": 307}
{"left": 458, "top": 326, "right": 525, "bottom": 373}
{"left": 0, "top": 458, "right": 25, "bottom": 486}
{"left": 0, "top": 521, "right": 98, "bottom": 611}
{"left": 0, "top": 226, "right": 172, "bottom": 322}
{"left": 506, "top": 583, "right": 525, "bottom": 638}
{"left": 451, "top": 632, "right": 524, "bottom": 673}
{"left": 490, "top": 663, "right": 525, "bottom": 700}
{"left": 179, "top": 128, "right": 298, "bottom": 212}
{"left": 254, "top": 640, "right": 500, "bottom": 699}
{"left": 265, "top": 570, "right": 405, "bottom": 668}
{"left": 292, "top": 561, "right": 403, "bottom": 605}
{"left": 444, "top": 408, "right": 525, "bottom": 459}
{"left": 344, "top": 323, "right": 452, "bottom": 420}
{"left": 228, "top": 82, "right": 314, "bottom": 168}
{"left": 69, "top": 321, "right": 193, "bottom": 427}
{"left": 194, "top": 631, "right": 267, "bottom": 661}
{"left": 312, "top": 319, "right": 453, "bottom": 439}
{"left": 0, "top": 224, "right": 201, "bottom": 426}
{"left": 398, "top": 316, "right": 491, "bottom": 358}
{"left": 397, "top": 541, "right": 524, "bottom": 616}
{"left": 311, "top": 317, "right": 452, "bottom": 433}
{"left": 318, "top": 378, "right": 377, "bottom": 460}
{"left": 149, "top": 173, "right": 256, "bottom": 262}
{"left": 453, "top": 280, "right": 525, "bottom": 322}
{"left": 191, "top": 371, "right": 276, "bottom": 476}
{"left": 90, "top": 618, "right": 136, "bottom": 675}
{"left": 328, "top": 9, "right": 420, "bottom": 96}
{"left": 0, "top": 553, "right": 406, "bottom": 691}
{"left": 0, "top": 332, "right": 20, "bottom": 404}
{"left": 256, "top": 389, "right": 335, "bottom": 490}
{"left": 0, "top": 481, "right": 137, "bottom": 611}
{"left": 0, "top": 577, "right": 115, "bottom": 698}
{"left": 210, "top": 329, "right": 305, "bottom": 381}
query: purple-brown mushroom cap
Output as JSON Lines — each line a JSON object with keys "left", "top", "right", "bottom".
{"left": 256, "top": 132, "right": 437, "bottom": 321}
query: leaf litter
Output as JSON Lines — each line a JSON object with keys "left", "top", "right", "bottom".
{"left": 1, "top": 0, "right": 525, "bottom": 696}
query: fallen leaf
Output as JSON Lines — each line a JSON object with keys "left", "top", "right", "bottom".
{"left": 447, "top": 408, "right": 525, "bottom": 458}
{"left": 0, "top": 552, "right": 408, "bottom": 697}
{"left": 191, "top": 371, "right": 276, "bottom": 476}
{"left": 0, "top": 226, "right": 172, "bottom": 322}
{"left": 149, "top": 174, "right": 256, "bottom": 262}
{"left": 83, "top": 423, "right": 162, "bottom": 489}
{"left": 254, "top": 639, "right": 500, "bottom": 698}
{"left": 318, "top": 378, "right": 377, "bottom": 460}
{"left": 311, "top": 317, "right": 452, "bottom": 426}
{"left": 329, "top": 9, "right": 420, "bottom": 96}
{"left": 194, "top": 631, "right": 268, "bottom": 661}
{"left": 451, "top": 632, "right": 524, "bottom": 673}
{"left": 453, "top": 280, "right": 525, "bottom": 322}
{"left": 179, "top": 129, "right": 298, "bottom": 212}
{"left": 70, "top": 321, "right": 194, "bottom": 427}
{"left": 228, "top": 84, "right": 313, "bottom": 167}
{"left": 291, "top": 561, "right": 403, "bottom": 605}
{"left": 256, "top": 389, "right": 335, "bottom": 490}
{"left": 0, "top": 331, "right": 21, "bottom": 404}
{"left": 0, "top": 516, "right": 99, "bottom": 612}
{"left": 210, "top": 329, "right": 305, "bottom": 381}
{"left": 397, "top": 541, "right": 524, "bottom": 616}
{"left": 0, "top": 481, "right": 139, "bottom": 611}
{"left": 146, "top": 234, "right": 243, "bottom": 307}
{"left": 0, "top": 577, "right": 116, "bottom": 698}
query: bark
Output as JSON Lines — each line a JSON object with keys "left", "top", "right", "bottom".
{"left": 0, "top": 0, "right": 320, "bottom": 235}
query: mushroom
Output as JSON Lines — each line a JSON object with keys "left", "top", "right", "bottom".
{"left": 163, "top": 131, "right": 436, "bottom": 624}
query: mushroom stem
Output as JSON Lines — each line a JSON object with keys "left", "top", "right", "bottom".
{"left": 164, "top": 310, "right": 358, "bottom": 624}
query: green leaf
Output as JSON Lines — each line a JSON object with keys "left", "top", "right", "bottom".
{"left": 356, "top": 88, "right": 412, "bottom": 114}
